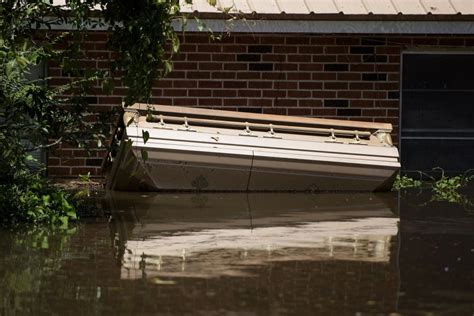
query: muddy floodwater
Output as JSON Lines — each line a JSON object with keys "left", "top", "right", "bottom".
{"left": 1, "top": 189, "right": 473, "bottom": 315}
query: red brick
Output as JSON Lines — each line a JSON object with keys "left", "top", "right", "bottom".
{"left": 198, "top": 44, "right": 222, "bottom": 52}
{"left": 187, "top": 53, "right": 211, "bottom": 61}
{"left": 188, "top": 89, "right": 212, "bottom": 97}
{"left": 248, "top": 98, "right": 272, "bottom": 107}
{"left": 198, "top": 81, "right": 222, "bottom": 88}
{"left": 224, "top": 81, "right": 247, "bottom": 89}
{"left": 163, "top": 89, "right": 185, "bottom": 97}
{"left": 288, "top": 55, "right": 312, "bottom": 63}
{"left": 377, "top": 64, "right": 400, "bottom": 72}
{"left": 298, "top": 63, "right": 323, "bottom": 71}
{"left": 183, "top": 35, "right": 210, "bottom": 44}
{"left": 263, "top": 90, "right": 286, "bottom": 98}
{"left": 324, "top": 82, "right": 348, "bottom": 90}
{"left": 325, "top": 46, "right": 348, "bottom": 54}
{"left": 312, "top": 91, "right": 337, "bottom": 98}
{"left": 288, "top": 108, "right": 312, "bottom": 116}
{"left": 375, "top": 100, "right": 399, "bottom": 108}
{"left": 167, "top": 71, "right": 186, "bottom": 79}
{"left": 275, "top": 63, "right": 298, "bottom": 71}
{"left": 211, "top": 72, "right": 235, "bottom": 79}
{"left": 263, "top": 55, "right": 285, "bottom": 62}
{"left": 237, "top": 72, "right": 261, "bottom": 79}
{"left": 312, "top": 72, "right": 337, "bottom": 80}
{"left": 238, "top": 90, "right": 261, "bottom": 98}
{"left": 350, "top": 82, "right": 374, "bottom": 90}
{"left": 387, "top": 109, "right": 400, "bottom": 117}
{"left": 337, "top": 73, "right": 361, "bottom": 80}
{"left": 274, "top": 46, "right": 297, "bottom": 54}
{"left": 173, "top": 62, "right": 198, "bottom": 70}
{"left": 350, "top": 100, "right": 375, "bottom": 108}
{"left": 363, "top": 91, "right": 386, "bottom": 99}
{"left": 287, "top": 72, "right": 311, "bottom": 80}
{"left": 212, "top": 54, "right": 235, "bottom": 62}
{"left": 312, "top": 108, "right": 337, "bottom": 116}
{"left": 222, "top": 45, "right": 245, "bottom": 53}
{"left": 288, "top": 90, "right": 311, "bottom": 98}
{"left": 299, "top": 99, "right": 323, "bottom": 107}
{"left": 313, "top": 55, "right": 337, "bottom": 63}
{"left": 311, "top": 37, "right": 335, "bottom": 45}
{"left": 338, "top": 91, "right": 362, "bottom": 99}
{"left": 173, "top": 80, "right": 197, "bottom": 88}
{"left": 376, "top": 46, "right": 401, "bottom": 54}
{"left": 199, "top": 98, "right": 222, "bottom": 106}
{"left": 174, "top": 98, "right": 197, "bottom": 106}
{"left": 350, "top": 64, "right": 375, "bottom": 72}
{"left": 213, "top": 89, "right": 237, "bottom": 97}
{"left": 261, "top": 37, "right": 284, "bottom": 45}
{"left": 262, "top": 72, "right": 285, "bottom": 80}
{"left": 248, "top": 81, "right": 272, "bottom": 89}
{"left": 362, "top": 109, "right": 387, "bottom": 116}
{"left": 299, "top": 46, "right": 324, "bottom": 54}
{"left": 299, "top": 82, "right": 323, "bottom": 90}
{"left": 275, "top": 81, "right": 298, "bottom": 89}
{"left": 286, "top": 37, "right": 310, "bottom": 45}
{"left": 235, "top": 35, "right": 259, "bottom": 44}
{"left": 224, "top": 98, "right": 246, "bottom": 106}
{"left": 199, "top": 62, "right": 223, "bottom": 71}
{"left": 275, "top": 99, "right": 298, "bottom": 107}
{"left": 338, "top": 55, "right": 362, "bottom": 63}
{"left": 180, "top": 44, "right": 197, "bottom": 52}
{"left": 187, "top": 71, "right": 210, "bottom": 79}
{"left": 263, "top": 108, "right": 287, "bottom": 115}
{"left": 224, "top": 63, "right": 247, "bottom": 71}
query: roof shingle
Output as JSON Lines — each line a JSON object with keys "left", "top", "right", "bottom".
{"left": 179, "top": 0, "right": 474, "bottom": 16}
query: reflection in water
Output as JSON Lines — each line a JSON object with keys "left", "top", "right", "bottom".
{"left": 122, "top": 218, "right": 397, "bottom": 279}
{"left": 105, "top": 192, "right": 398, "bottom": 279}
{"left": 0, "top": 191, "right": 472, "bottom": 315}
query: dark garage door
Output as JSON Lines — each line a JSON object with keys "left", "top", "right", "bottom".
{"left": 401, "top": 53, "right": 474, "bottom": 174}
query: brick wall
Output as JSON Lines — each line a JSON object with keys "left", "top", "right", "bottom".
{"left": 46, "top": 31, "right": 474, "bottom": 177}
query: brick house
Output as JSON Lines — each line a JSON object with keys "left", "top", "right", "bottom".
{"left": 47, "top": 0, "right": 474, "bottom": 177}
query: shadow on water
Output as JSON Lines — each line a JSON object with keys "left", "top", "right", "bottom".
{"left": 0, "top": 190, "right": 473, "bottom": 315}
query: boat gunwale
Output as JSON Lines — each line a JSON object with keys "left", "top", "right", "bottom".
{"left": 128, "top": 103, "right": 393, "bottom": 132}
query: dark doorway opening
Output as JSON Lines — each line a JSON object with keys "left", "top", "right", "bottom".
{"left": 400, "top": 53, "right": 474, "bottom": 175}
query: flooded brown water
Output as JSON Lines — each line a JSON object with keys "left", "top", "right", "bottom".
{"left": 0, "top": 190, "right": 473, "bottom": 315}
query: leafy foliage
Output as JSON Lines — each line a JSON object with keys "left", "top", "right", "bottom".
{"left": 0, "top": 0, "right": 208, "bottom": 225}
{"left": 392, "top": 174, "right": 422, "bottom": 190}
{"left": 0, "top": 173, "right": 77, "bottom": 226}
{"left": 393, "top": 169, "right": 474, "bottom": 211}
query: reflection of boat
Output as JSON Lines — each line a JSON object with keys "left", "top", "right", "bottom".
{"left": 105, "top": 191, "right": 398, "bottom": 232}
{"left": 104, "top": 192, "right": 399, "bottom": 279}
{"left": 104, "top": 104, "right": 400, "bottom": 192}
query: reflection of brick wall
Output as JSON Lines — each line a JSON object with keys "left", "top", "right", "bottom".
{"left": 46, "top": 32, "right": 474, "bottom": 177}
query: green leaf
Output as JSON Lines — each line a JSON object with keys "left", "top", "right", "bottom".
{"left": 163, "top": 60, "right": 173, "bottom": 75}
{"left": 142, "top": 130, "right": 150, "bottom": 144}
{"left": 141, "top": 148, "right": 148, "bottom": 161}
{"left": 171, "top": 37, "right": 180, "bottom": 54}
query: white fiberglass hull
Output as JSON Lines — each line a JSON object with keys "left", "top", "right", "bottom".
{"left": 105, "top": 104, "right": 400, "bottom": 192}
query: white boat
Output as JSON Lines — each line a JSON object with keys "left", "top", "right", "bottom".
{"left": 104, "top": 103, "right": 400, "bottom": 191}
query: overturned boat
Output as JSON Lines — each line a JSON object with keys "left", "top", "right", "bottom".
{"left": 104, "top": 104, "right": 400, "bottom": 191}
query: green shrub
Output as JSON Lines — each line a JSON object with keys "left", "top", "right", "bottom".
{"left": 0, "top": 172, "right": 77, "bottom": 227}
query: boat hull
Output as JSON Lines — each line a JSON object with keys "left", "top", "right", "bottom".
{"left": 104, "top": 104, "right": 400, "bottom": 192}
